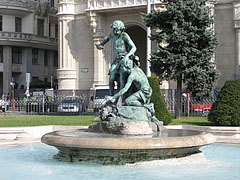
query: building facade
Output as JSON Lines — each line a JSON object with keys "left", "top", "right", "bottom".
{"left": 0, "top": 0, "right": 58, "bottom": 96}
{"left": 57, "top": 0, "right": 158, "bottom": 91}
{"left": 56, "top": 0, "right": 240, "bottom": 91}
{"left": 1, "top": 0, "right": 239, "bottom": 95}
{"left": 215, "top": 0, "right": 240, "bottom": 87}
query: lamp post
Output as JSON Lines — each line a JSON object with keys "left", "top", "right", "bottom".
{"left": 10, "top": 77, "right": 15, "bottom": 100}
{"left": 10, "top": 77, "right": 15, "bottom": 112}
{"left": 146, "top": 0, "right": 151, "bottom": 77}
{"left": 25, "top": 73, "right": 31, "bottom": 99}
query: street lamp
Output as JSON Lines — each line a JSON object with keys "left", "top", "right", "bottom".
{"left": 10, "top": 77, "right": 15, "bottom": 100}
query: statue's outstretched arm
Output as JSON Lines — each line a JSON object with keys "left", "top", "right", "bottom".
{"left": 95, "top": 33, "right": 112, "bottom": 50}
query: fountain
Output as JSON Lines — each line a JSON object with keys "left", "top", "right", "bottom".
{"left": 41, "top": 20, "right": 216, "bottom": 165}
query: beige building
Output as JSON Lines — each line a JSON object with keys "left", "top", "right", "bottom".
{"left": 215, "top": 0, "right": 240, "bottom": 87}
{"left": 57, "top": 0, "right": 240, "bottom": 91}
{"left": 0, "top": 0, "right": 58, "bottom": 96}
{"left": 57, "top": 0, "right": 153, "bottom": 91}
{"left": 1, "top": 0, "right": 239, "bottom": 95}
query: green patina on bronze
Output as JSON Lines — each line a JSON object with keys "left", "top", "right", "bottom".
{"left": 96, "top": 20, "right": 163, "bottom": 133}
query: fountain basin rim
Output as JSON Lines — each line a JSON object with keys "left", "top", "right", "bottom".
{"left": 41, "top": 129, "right": 216, "bottom": 150}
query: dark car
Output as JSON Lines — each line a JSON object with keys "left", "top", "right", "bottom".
{"left": 26, "top": 95, "right": 57, "bottom": 112}
{"left": 57, "top": 96, "right": 85, "bottom": 114}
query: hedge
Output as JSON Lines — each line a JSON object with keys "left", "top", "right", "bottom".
{"left": 148, "top": 76, "right": 172, "bottom": 125}
{"left": 208, "top": 79, "right": 240, "bottom": 126}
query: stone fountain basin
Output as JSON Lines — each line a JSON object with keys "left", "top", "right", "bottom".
{"left": 41, "top": 129, "right": 216, "bottom": 164}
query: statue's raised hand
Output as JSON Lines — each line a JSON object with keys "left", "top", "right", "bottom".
{"left": 95, "top": 44, "right": 104, "bottom": 50}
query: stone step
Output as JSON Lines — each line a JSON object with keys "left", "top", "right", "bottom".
{"left": 210, "top": 130, "right": 240, "bottom": 136}
{"left": 15, "top": 132, "right": 32, "bottom": 140}
{"left": 216, "top": 137, "right": 240, "bottom": 144}
{"left": 0, "top": 129, "right": 26, "bottom": 140}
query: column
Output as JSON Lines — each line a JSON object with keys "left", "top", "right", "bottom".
{"left": 3, "top": 46, "right": 12, "bottom": 94}
{"left": 18, "top": 47, "right": 28, "bottom": 89}
{"left": 57, "top": 0, "right": 77, "bottom": 90}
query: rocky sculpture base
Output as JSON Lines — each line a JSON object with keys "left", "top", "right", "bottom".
{"left": 98, "top": 103, "right": 163, "bottom": 135}
{"left": 100, "top": 121, "right": 153, "bottom": 135}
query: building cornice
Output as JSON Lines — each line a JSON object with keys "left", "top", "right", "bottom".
{"left": 0, "top": 31, "right": 58, "bottom": 49}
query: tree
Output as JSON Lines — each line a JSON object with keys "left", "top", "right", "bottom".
{"left": 144, "top": 0, "right": 220, "bottom": 118}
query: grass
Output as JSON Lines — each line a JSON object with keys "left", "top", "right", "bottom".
{"left": 0, "top": 115, "right": 214, "bottom": 127}
{"left": 170, "top": 117, "right": 214, "bottom": 126}
{"left": 0, "top": 115, "right": 98, "bottom": 127}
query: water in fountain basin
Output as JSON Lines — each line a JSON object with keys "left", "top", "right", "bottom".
{"left": 0, "top": 143, "right": 239, "bottom": 180}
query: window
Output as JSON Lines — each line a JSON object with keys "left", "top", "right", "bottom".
{"left": 54, "top": 51, "right": 58, "bottom": 67}
{"left": 37, "top": 19, "right": 44, "bottom": 37}
{"left": 15, "top": 17, "right": 22, "bottom": 32}
{"left": 55, "top": 24, "right": 58, "bottom": 38}
{"left": 32, "top": 77, "right": 39, "bottom": 82}
{"left": 0, "top": 46, "right": 3, "bottom": 63}
{"left": 0, "top": 16, "right": 2, "bottom": 31}
{"left": 12, "top": 47, "right": 22, "bottom": 64}
{"left": 44, "top": 50, "right": 48, "bottom": 66}
{"left": 32, "top": 48, "right": 38, "bottom": 65}
{"left": 50, "top": 0, "right": 54, "bottom": 7}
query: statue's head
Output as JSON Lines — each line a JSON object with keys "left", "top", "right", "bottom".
{"left": 111, "top": 20, "right": 125, "bottom": 36}
{"left": 121, "top": 59, "right": 133, "bottom": 74}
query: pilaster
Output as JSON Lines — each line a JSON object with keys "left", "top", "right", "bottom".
{"left": 234, "top": 2, "right": 240, "bottom": 78}
{"left": 87, "top": 12, "right": 108, "bottom": 88}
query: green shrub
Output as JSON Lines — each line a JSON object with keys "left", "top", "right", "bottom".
{"left": 208, "top": 79, "right": 240, "bottom": 126}
{"left": 148, "top": 76, "right": 172, "bottom": 125}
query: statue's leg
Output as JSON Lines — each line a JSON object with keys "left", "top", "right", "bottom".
{"left": 119, "top": 72, "right": 125, "bottom": 90}
{"left": 109, "top": 72, "right": 116, "bottom": 96}
{"left": 109, "top": 61, "right": 118, "bottom": 96}
{"left": 125, "top": 94, "right": 142, "bottom": 106}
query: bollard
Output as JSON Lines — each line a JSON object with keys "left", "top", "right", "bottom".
{"left": 12, "top": 98, "right": 15, "bottom": 112}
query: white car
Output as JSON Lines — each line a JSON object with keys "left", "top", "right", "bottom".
{"left": 58, "top": 96, "right": 84, "bottom": 114}
{"left": 92, "top": 88, "right": 118, "bottom": 112}
{"left": 0, "top": 99, "right": 10, "bottom": 112}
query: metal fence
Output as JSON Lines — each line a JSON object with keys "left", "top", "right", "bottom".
{"left": 164, "top": 96, "right": 215, "bottom": 117}
{"left": 0, "top": 97, "right": 94, "bottom": 116}
{"left": 0, "top": 91, "right": 215, "bottom": 117}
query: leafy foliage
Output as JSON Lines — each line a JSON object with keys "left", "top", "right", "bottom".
{"left": 144, "top": 0, "right": 220, "bottom": 96}
{"left": 208, "top": 79, "right": 240, "bottom": 126}
{"left": 148, "top": 76, "right": 172, "bottom": 125}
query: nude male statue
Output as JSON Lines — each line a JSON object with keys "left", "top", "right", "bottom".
{"left": 105, "top": 59, "right": 152, "bottom": 107}
{"left": 95, "top": 20, "right": 136, "bottom": 96}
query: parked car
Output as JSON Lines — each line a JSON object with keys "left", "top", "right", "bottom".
{"left": 0, "top": 99, "right": 10, "bottom": 112}
{"left": 58, "top": 96, "right": 84, "bottom": 114}
{"left": 26, "top": 95, "right": 57, "bottom": 112}
{"left": 91, "top": 88, "right": 118, "bottom": 112}
{"left": 190, "top": 103, "right": 212, "bottom": 116}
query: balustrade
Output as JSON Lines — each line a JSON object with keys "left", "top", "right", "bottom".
{"left": 87, "top": 0, "right": 161, "bottom": 10}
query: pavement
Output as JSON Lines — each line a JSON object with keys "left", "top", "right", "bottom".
{"left": 0, "top": 125, "right": 239, "bottom": 146}
{"left": 165, "top": 125, "right": 240, "bottom": 145}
